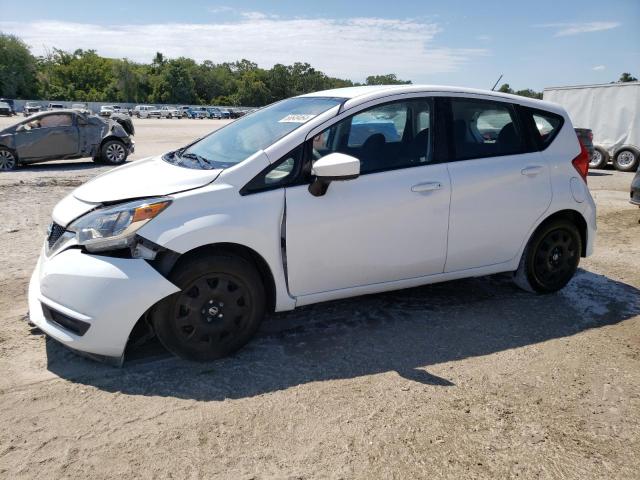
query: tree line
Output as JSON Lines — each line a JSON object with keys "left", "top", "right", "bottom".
{"left": 1, "top": 33, "right": 636, "bottom": 107}
{"left": 0, "top": 33, "right": 410, "bottom": 106}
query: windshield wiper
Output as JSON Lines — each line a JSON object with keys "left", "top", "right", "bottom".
{"left": 179, "top": 151, "right": 215, "bottom": 169}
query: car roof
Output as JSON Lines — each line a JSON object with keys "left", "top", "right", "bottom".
{"left": 299, "top": 84, "right": 563, "bottom": 114}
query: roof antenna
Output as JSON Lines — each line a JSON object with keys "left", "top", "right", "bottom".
{"left": 491, "top": 74, "right": 503, "bottom": 91}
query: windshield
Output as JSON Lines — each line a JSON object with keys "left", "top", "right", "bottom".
{"left": 164, "top": 96, "right": 343, "bottom": 170}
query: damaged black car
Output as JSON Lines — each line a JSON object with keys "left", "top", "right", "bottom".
{"left": 0, "top": 110, "right": 134, "bottom": 171}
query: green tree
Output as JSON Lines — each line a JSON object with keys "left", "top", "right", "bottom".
{"left": 365, "top": 74, "right": 411, "bottom": 85}
{"left": 0, "top": 33, "right": 38, "bottom": 98}
{"left": 618, "top": 72, "right": 638, "bottom": 82}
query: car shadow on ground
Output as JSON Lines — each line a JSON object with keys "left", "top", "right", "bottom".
{"left": 43, "top": 269, "right": 640, "bottom": 400}
{"left": 14, "top": 160, "right": 130, "bottom": 173}
{"left": 588, "top": 171, "right": 614, "bottom": 177}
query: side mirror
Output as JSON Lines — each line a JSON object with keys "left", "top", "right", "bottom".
{"left": 308, "top": 152, "right": 360, "bottom": 197}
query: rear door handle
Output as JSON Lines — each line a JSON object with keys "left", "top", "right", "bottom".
{"left": 411, "top": 182, "right": 442, "bottom": 192}
{"left": 521, "top": 166, "right": 543, "bottom": 176}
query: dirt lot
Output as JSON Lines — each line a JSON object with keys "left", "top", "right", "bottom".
{"left": 0, "top": 116, "right": 638, "bottom": 479}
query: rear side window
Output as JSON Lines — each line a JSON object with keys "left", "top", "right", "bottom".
{"left": 528, "top": 110, "right": 564, "bottom": 149}
{"left": 450, "top": 98, "right": 525, "bottom": 160}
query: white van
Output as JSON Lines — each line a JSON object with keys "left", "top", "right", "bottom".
{"left": 29, "top": 85, "right": 596, "bottom": 365}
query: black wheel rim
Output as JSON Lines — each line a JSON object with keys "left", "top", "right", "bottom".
{"left": 172, "top": 273, "right": 252, "bottom": 353}
{"left": 533, "top": 228, "right": 578, "bottom": 287}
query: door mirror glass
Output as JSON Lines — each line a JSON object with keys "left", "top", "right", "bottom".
{"left": 309, "top": 152, "right": 360, "bottom": 197}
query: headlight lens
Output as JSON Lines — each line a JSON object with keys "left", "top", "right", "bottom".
{"left": 68, "top": 197, "right": 171, "bottom": 252}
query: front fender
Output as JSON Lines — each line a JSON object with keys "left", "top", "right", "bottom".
{"left": 137, "top": 181, "right": 296, "bottom": 312}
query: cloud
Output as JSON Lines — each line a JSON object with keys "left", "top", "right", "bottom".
{"left": 535, "top": 21, "right": 620, "bottom": 37}
{"left": 0, "top": 16, "right": 487, "bottom": 82}
{"left": 592, "top": 65, "right": 606, "bottom": 71}
{"left": 207, "top": 6, "right": 234, "bottom": 14}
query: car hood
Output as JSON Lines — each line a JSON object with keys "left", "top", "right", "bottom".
{"left": 73, "top": 155, "right": 223, "bottom": 203}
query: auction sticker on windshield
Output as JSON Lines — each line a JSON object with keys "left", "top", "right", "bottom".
{"left": 278, "top": 114, "right": 316, "bottom": 123}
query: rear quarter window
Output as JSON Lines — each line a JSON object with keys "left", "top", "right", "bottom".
{"left": 522, "top": 108, "right": 564, "bottom": 150}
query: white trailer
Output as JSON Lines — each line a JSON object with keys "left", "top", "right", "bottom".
{"left": 543, "top": 82, "right": 640, "bottom": 171}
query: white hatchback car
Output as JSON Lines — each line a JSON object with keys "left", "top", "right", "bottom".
{"left": 28, "top": 85, "right": 595, "bottom": 364}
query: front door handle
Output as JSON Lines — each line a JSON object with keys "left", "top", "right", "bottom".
{"left": 521, "top": 166, "right": 543, "bottom": 176}
{"left": 411, "top": 182, "right": 442, "bottom": 192}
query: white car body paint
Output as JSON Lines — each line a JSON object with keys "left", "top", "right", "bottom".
{"left": 28, "top": 85, "right": 596, "bottom": 362}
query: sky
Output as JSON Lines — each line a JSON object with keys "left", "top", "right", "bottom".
{"left": 1, "top": 0, "right": 639, "bottom": 91}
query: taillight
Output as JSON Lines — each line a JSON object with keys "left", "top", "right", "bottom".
{"left": 572, "top": 137, "right": 590, "bottom": 183}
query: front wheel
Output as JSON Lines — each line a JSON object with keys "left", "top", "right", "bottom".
{"left": 153, "top": 253, "right": 266, "bottom": 361}
{"left": 100, "top": 139, "right": 128, "bottom": 165}
{"left": 613, "top": 149, "right": 639, "bottom": 172}
{"left": 514, "top": 220, "right": 582, "bottom": 294}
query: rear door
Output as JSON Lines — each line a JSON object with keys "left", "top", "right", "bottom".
{"left": 443, "top": 96, "right": 551, "bottom": 272}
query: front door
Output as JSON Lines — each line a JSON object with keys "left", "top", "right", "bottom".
{"left": 15, "top": 113, "right": 79, "bottom": 160}
{"left": 285, "top": 98, "right": 451, "bottom": 297}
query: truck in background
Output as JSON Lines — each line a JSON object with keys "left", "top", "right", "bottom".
{"left": 543, "top": 82, "right": 640, "bottom": 172}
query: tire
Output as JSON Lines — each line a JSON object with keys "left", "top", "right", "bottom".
{"left": 613, "top": 149, "right": 639, "bottom": 172}
{"left": 100, "top": 139, "right": 128, "bottom": 165}
{"left": 0, "top": 147, "right": 18, "bottom": 171}
{"left": 590, "top": 146, "right": 609, "bottom": 169}
{"left": 153, "top": 253, "right": 266, "bottom": 361}
{"left": 514, "top": 220, "right": 582, "bottom": 294}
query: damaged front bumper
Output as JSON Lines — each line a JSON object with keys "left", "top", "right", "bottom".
{"left": 28, "top": 246, "right": 178, "bottom": 364}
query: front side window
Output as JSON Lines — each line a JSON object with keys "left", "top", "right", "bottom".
{"left": 166, "top": 97, "right": 343, "bottom": 170}
{"left": 311, "top": 99, "right": 433, "bottom": 175}
{"left": 22, "top": 114, "right": 73, "bottom": 131}
{"left": 450, "top": 98, "right": 525, "bottom": 160}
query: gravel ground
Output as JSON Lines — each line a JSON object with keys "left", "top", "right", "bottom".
{"left": 0, "top": 117, "right": 638, "bottom": 479}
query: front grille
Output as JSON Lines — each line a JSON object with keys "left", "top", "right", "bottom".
{"left": 41, "top": 303, "right": 90, "bottom": 336}
{"left": 47, "top": 222, "right": 66, "bottom": 248}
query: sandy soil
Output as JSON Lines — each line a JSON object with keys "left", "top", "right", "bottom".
{"left": 0, "top": 116, "right": 638, "bottom": 479}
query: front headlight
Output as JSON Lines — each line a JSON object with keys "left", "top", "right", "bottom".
{"left": 68, "top": 197, "right": 171, "bottom": 252}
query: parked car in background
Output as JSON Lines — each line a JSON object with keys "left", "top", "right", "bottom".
{"left": 0, "top": 110, "right": 134, "bottom": 170}
{"left": 0, "top": 102, "right": 12, "bottom": 116}
{"left": 99, "top": 105, "right": 114, "bottom": 117}
{"left": 23, "top": 102, "right": 43, "bottom": 117}
{"left": 631, "top": 163, "right": 640, "bottom": 208}
{"left": 228, "top": 108, "right": 246, "bottom": 119}
{"left": 206, "top": 107, "right": 223, "bottom": 119}
{"left": 72, "top": 103, "right": 91, "bottom": 115}
{"left": 149, "top": 106, "right": 181, "bottom": 119}
{"left": 574, "top": 128, "right": 594, "bottom": 162}
{"left": 47, "top": 103, "right": 65, "bottom": 111}
{"left": 544, "top": 82, "right": 640, "bottom": 171}
{"left": 133, "top": 105, "right": 156, "bottom": 118}
{"left": 187, "top": 107, "right": 208, "bottom": 119}
{"left": 0, "top": 98, "right": 16, "bottom": 115}
{"left": 25, "top": 85, "right": 595, "bottom": 364}
{"left": 218, "top": 108, "right": 231, "bottom": 119}
{"left": 177, "top": 106, "right": 191, "bottom": 118}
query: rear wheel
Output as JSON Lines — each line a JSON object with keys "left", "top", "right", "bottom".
{"left": 514, "top": 220, "right": 581, "bottom": 293}
{"left": 100, "top": 139, "right": 128, "bottom": 165}
{"left": 153, "top": 253, "right": 266, "bottom": 361}
{"left": 590, "top": 146, "right": 609, "bottom": 169}
{"left": 0, "top": 147, "right": 18, "bottom": 171}
{"left": 613, "top": 149, "right": 639, "bottom": 172}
